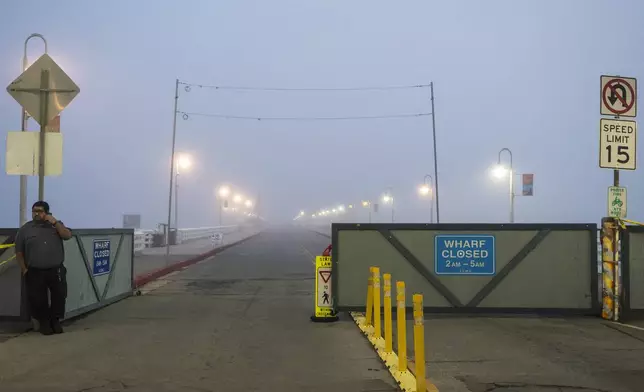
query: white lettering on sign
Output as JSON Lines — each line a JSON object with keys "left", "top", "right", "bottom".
{"left": 441, "top": 239, "right": 489, "bottom": 259}
{"left": 599, "top": 118, "right": 637, "bottom": 170}
{"left": 95, "top": 240, "right": 110, "bottom": 249}
{"left": 443, "top": 239, "right": 487, "bottom": 248}
{"left": 94, "top": 250, "right": 110, "bottom": 258}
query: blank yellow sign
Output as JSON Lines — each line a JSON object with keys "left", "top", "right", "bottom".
{"left": 5, "top": 131, "right": 63, "bottom": 176}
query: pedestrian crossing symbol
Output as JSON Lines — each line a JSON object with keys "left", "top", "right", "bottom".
{"left": 311, "top": 255, "right": 338, "bottom": 322}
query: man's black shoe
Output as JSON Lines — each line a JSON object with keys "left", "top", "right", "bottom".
{"left": 39, "top": 320, "right": 54, "bottom": 335}
{"left": 51, "top": 318, "right": 64, "bottom": 334}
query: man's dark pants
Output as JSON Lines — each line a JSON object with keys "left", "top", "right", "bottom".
{"left": 25, "top": 265, "right": 67, "bottom": 322}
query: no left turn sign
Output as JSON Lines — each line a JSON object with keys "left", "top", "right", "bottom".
{"left": 601, "top": 75, "right": 637, "bottom": 117}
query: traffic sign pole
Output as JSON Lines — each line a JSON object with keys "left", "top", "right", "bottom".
{"left": 38, "top": 70, "right": 50, "bottom": 200}
{"left": 19, "top": 34, "right": 48, "bottom": 226}
{"left": 6, "top": 50, "right": 80, "bottom": 211}
{"left": 598, "top": 74, "right": 637, "bottom": 322}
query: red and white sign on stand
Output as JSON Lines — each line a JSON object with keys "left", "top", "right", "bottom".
{"left": 601, "top": 75, "right": 637, "bottom": 118}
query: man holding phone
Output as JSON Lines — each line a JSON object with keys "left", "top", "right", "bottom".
{"left": 15, "top": 201, "right": 73, "bottom": 335}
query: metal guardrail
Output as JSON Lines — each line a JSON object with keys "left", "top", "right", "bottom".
{"left": 133, "top": 226, "right": 239, "bottom": 253}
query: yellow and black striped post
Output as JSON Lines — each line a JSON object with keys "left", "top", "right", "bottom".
{"left": 601, "top": 217, "right": 619, "bottom": 321}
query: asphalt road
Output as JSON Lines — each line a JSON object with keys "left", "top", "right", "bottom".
{"left": 387, "top": 314, "right": 644, "bottom": 392}
{"left": 0, "top": 227, "right": 397, "bottom": 392}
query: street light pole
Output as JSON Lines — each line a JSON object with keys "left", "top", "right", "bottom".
{"left": 497, "top": 148, "right": 514, "bottom": 223}
{"left": 430, "top": 82, "right": 441, "bottom": 223}
{"left": 174, "top": 170, "right": 179, "bottom": 231}
{"left": 19, "top": 34, "right": 48, "bottom": 226}
{"left": 384, "top": 187, "right": 394, "bottom": 223}
{"left": 165, "top": 79, "right": 179, "bottom": 261}
{"left": 423, "top": 174, "right": 434, "bottom": 223}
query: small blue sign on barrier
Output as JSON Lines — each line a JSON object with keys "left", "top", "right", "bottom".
{"left": 434, "top": 235, "right": 495, "bottom": 275}
{"left": 92, "top": 239, "right": 111, "bottom": 276}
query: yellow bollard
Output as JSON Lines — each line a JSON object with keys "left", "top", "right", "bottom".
{"left": 383, "top": 273, "right": 392, "bottom": 352}
{"left": 373, "top": 267, "right": 381, "bottom": 338}
{"left": 366, "top": 267, "right": 374, "bottom": 326}
{"left": 396, "top": 281, "right": 407, "bottom": 372}
{"left": 601, "top": 218, "right": 617, "bottom": 321}
{"left": 413, "top": 294, "right": 426, "bottom": 392}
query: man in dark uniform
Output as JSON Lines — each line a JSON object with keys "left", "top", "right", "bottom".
{"left": 15, "top": 201, "right": 73, "bottom": 335}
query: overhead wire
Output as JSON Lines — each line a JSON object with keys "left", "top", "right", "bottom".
{"left": 177, "top": 80, "right": 430, "bottom": 121}
{"left": 178, "top": 111, "right": 431, "bottom": 121}
{"left": 179, "top": 81, "right": 430, "bottom": 92}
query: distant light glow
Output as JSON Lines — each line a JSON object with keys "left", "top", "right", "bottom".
{"left": 218, "top": 186, "right": 230, "bottom": 198}
{"left": 176, "top": 154, "right": 192, "bottom": 171}
{"left": 491, "top": 165, "right": 509, "bottom": 179}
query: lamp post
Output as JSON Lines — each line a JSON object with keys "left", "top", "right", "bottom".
{"left": 361, "top": 200, "right": 372, "bottom": 223}
{"left": 492, "top": 148, "right": 515, "bottom": 223}
{"left": 174, "top": 154, "right": 192, "bottom": 233}
{"left": 382, "top": 187, "right": 394, "bottom": 223}
{"left": 218, "top": 185, "right": 231, "bottom": 226}
{"left": 165, "top": 79, "right": 180, "bottom": 260}
{"left": 18, "top": 34, "right": 48, "bottom": 226}
{"left": 418, "top": 174, "right": 434, "bottom": 223}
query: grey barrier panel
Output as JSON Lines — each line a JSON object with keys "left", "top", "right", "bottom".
{"left": 0, "top": 228, "right": 133, "bottom": 323}
{"left": 0, "top": 229, "right": 24, "bottom": 321}
{"left": 64, "top": 229, "right": 134, "bottom": 320}
{"left": 622, "top": 227, "right": 644, "bottom": 319}
{"left": 331, "top": 223, "right": 599, "bottom": 315}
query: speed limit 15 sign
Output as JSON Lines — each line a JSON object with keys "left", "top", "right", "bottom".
{"left": 599, "top": 118, "right": 637, "bottom": 170}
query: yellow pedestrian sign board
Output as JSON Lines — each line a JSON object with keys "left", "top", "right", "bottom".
{"left": 311, "top": 255, "right": 338, "bottom": 322}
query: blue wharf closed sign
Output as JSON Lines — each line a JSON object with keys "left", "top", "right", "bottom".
{"left": 434, "top": 235, "right": 496, "bottom": 275}
{"left": 92, "top": 239, "right": 111, "bottom": 276}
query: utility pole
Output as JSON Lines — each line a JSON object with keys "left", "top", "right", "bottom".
{"left": 165, "top": 79, "right": 179, "bottom": 262}
{"left": 430, "top": 82, "right": 441, "bottom": 223}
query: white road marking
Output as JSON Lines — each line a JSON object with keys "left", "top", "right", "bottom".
{"left": 613, "top": 321, "right": 644, "bottom": 332}
{"left": 300, "top": 246, "right": 316, "bottom": 264}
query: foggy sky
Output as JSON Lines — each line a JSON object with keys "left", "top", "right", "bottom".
{"left": 1, "top": 0, "right": 642, "bottom": 229}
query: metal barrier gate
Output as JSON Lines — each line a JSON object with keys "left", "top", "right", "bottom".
{"left": 0, "top": 228, "right": 134, "bottom": 322}
{"left": 621, "top": 226, "right": 644, "bottom": 319}
{"left": 0, "top": 229, "right": 23, "bottom": 321}
{"left": 331, "top": 223, "right": 599, "bottom": 315}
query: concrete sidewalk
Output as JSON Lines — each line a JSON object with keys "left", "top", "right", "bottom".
{"left": 0, "top": 228, "right": 398, "bottom": 392}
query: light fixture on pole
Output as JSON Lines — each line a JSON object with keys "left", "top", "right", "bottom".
{"left": 361, "top": 200, "right": 372, "bottom": 223}
{"left": 418, "top": 174, "right": 434, "bottom": 223}
{"left": 217, "top": 185, "right": 231, "bottom": 226}
{"left": 491, "top": 148, "right": 515, "bottom": 223}
{"left": 382, "top": 187, "right": 395, "bottom": 223}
